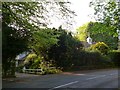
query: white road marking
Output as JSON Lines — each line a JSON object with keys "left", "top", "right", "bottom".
{"left": 51, "top": 81, "right": 79, "bottom": 89}
{"left": 110, "top": 73, "right": 118, "bottom": 76}
{"left": 110, "top": 74, "right": 114, "bottom": 75}
{"left": 86, "top": 73, "right": 118, "bottom": 80}
{"left": 49, "top": 73, "right": 118, "bottom": 90}
{"left": 86, "top": 75, "right": 106, "bottom": 80}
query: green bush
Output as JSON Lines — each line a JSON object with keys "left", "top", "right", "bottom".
{"left": 16, "top": 64, "right": 24, "bottom": 73}
{"left": 89, "top": 42, "right": 109, "bottom": 55}
{"left": 71, "top": 48, "right": 116, "bottom": 70}
{"left": 72, "top": 50, "right": 112, "bottom": 68}
{"left": 41, "top": 67, "right": 62, "bottom": 75}
{"left": 24, "top": 53, "right": 37, "bottom": 65}
{"left": 108, "top": 50, "right": 120, "bottom": 67}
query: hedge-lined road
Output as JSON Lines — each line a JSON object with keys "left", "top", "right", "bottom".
{"left": 3, "top": 69, "right": 119, "bottom": 89}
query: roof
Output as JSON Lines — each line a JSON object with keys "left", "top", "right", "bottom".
{"left": 16, "top": 51, "right": 29, "bottom": 60}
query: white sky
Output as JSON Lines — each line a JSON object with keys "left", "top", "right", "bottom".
{"left": 68, "top": 0, "right": 95, "bottom": 32}
{"left": 49, "top": 0, "right": 96, "bottom": 32}
{"left": 70, "top": 1, "right": 95, "bottom": 24}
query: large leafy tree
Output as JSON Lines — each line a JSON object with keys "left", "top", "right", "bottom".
{"left": 30, "top": 28, "right": 59, "bottom": 59}
{"left": 48, "top": 26, "right": 83, "bottom": 69}
{"left": 22, "top": 28, "right": 60, "bottom": 72}
{"left": 76, "top": 22, "right": 118, "bottom": 49}
{"left": 89, "top": 0, "right": 120, "bottom": 49}
{"left": 76, "top": 23, "right": 89, "bottom": 42}
{"left": 2, "top": 2, "right": 34, "bottom": 77}
{"left": 2, "top": 1, "right": 75, "bottom": 77}
{"left": 2, "top": 1, "right": 76, "bottom": 29}
{"left": 88, "top": 22, "right": 118, "bottom": 49}
{"left": 2, "top": 23, "right": 29, "bottom": 77}
{"left": 89, "top": 0, "right": 120, "bottom": 36}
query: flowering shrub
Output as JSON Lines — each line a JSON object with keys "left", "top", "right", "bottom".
{"left": 90, "top": 42, "right": 109, "bottom": 55}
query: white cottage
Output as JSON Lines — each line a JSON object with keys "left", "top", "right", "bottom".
{"left": 15, "top": 51, "right": 30, "bottom": 67}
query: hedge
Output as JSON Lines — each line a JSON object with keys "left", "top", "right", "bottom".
{"left": 108, "top": 50, "right": 120, "bottom": 67}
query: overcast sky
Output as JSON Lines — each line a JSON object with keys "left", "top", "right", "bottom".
{"left": 48, "top": 0, "right": 96, "bottom": 32}
{"left": 68, "top": 0, "right": 95, "bottom": 32}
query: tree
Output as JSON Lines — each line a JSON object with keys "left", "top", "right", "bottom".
{"left": 2, "top": 2, "right": 76, "bottom": 30}
{"left": 22, "top": 28, "right": 60, "bottom": 72}
{"left": 2, "top": 1, "right": 76, "bottom": 77}
{"left": 76, "top": 22, "right": 118, "bottom": 49}
{"left": 48, "top": 26, "right": 83, "bottom": 69}
{"left": 2, "top": 23, "right": 29, "bottom": 77}
{"left": 30, "top": 28, "right": 59, "bottom": 59}
{"left": 89, "top": 0, "right": 120, "bottom": 36}
{"left": 88, "top": 22, "right": 118, "bottom": 49}
{"left": 76, "top": 23, "right": 89, "bottom": 42}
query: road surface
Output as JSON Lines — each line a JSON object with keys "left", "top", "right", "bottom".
{"left": 2, "top": 69, "right": 119, "bottom": 89}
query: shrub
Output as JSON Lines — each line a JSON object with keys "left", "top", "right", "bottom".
{"left": 16, "top": 64, "right": 24, "bottom": 73}
{"left": 24, "top": 53, "right": 37, "bottom": 65}
{"left": 45, "top": 68, "right": 62, "bottom": 74}
{"left": 108, "top": 50, "right": 120, "bottom": 67}
{"left": 73, "top": 51, "right": 104, "bottom": 66}
{"left": 89, "top": 42, "right": 109, "bottom": 55}
{"left": 41, "top": 67, "right": 62, "bottom": 75}
{"left": 71, "top": 49, "right": 114, "bottom": 70}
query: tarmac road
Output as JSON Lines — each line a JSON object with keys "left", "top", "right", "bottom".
{"left": 2, "top": 69, "right": 119, "bottom": 89}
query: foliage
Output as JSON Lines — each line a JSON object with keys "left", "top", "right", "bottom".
{"left": 76, "top": 23, "right": 89, "bottom": 41}
{"left": 2, "top": 23, "right": 29, "bottom": 77}
{"left": 90, "top": 0, "right": 120, "bottom": 36}
{"left": 23, "top": 54, "right": 61, "bottom": 74}
{"left": 48, "top": 27, "right": 84, "bottom": 69}
{"left": 72, "top": 51, "right": 101, "bottom": 66}
{"left": 16, "top": 64, "right": 24, "bottom": 73}
{"left": 2, "top": 2, "right": 76, "bottom": 31}
{"left": 3, "top": 1, "right": 119, "bottom": 76}
{"left": 29, "top": 28, "right": 60, "bottom": 70}
{"left": 69, "top": 50, "right": 113, "bottom": 70}
{"left": 76, "top": 22, "right": 118, "bottom": 49}
{"left": 24, "top": 53, "right": 37, "bottom": 65}
{"left": 89, "top": 42, "right": 109, "bottom": 55}
{"left": 16, "top": 27, "right": 62, "bottom": 74}
{"left": 2, "top": 1, "right": 75, "bottom": 77}
{"left": 108, "top": 50, "right": 120, "bottom": 67}
{"left": 87, "top": 22, "right": 118, "bottom": 49}
{"left": 39, "top": 60, "right": 62, "bottom": 75}
{"left": 48, "top": 27, "right": 113, "bottom": 70}
{"left": 2, "top": 2, "right": 39, "bottom": 77}
{"left": 30, "top": 28, "right": 59, "bottom": 56}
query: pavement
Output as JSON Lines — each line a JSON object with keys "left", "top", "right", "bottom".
{"left": 2, "top": 69, "right": 119, "bottom": 89}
